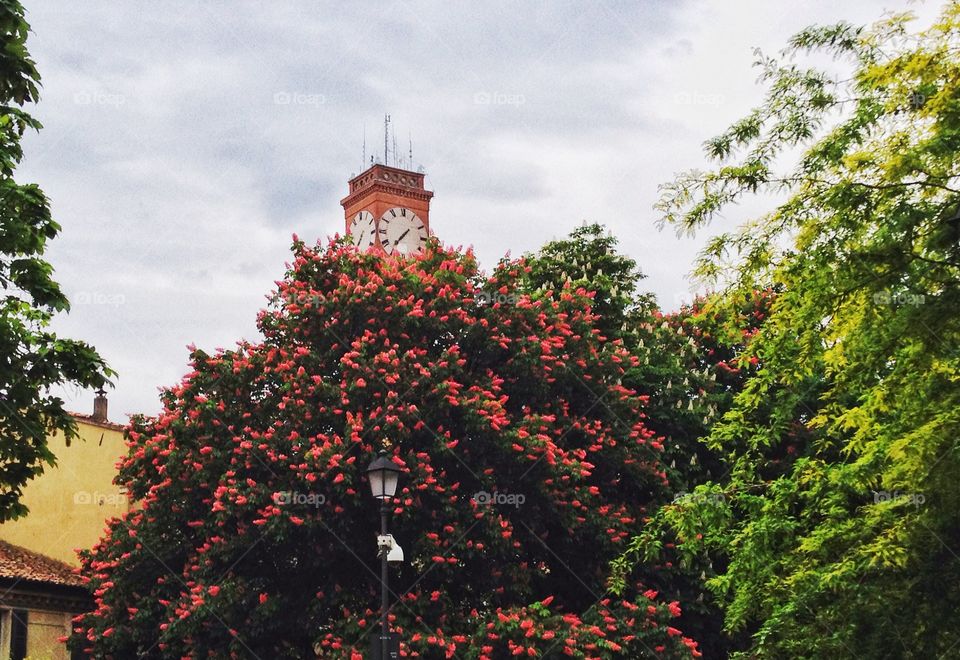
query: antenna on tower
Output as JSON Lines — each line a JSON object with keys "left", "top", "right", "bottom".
{"left": 409, "top": 132, "right": 413, "bottom": 169}
{"left": 383, "top": 114, "right": 391, "bottom": 165}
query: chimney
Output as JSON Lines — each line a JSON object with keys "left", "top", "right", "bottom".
{"left": 92, "top": 388, "right": 108, "bottom": 422}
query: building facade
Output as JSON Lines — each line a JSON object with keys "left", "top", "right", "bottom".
{"left": 0, "top": 394, "right": 129, "bottom": 659}
{"left": 0, "top": 540, "right": 89, "bottom": 660}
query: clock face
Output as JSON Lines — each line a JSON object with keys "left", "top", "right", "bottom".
{"left": 379, "top": 207, "right": 428, "bottom": 255}
{"left": 348, "top": 211, "right": 376, "bottom": 249}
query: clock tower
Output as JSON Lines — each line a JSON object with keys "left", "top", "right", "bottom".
{"left": 340, "top": 163, "right": 434, "bottom": 255}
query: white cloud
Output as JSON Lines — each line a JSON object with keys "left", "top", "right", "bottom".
{"left": 20, "top": 0, "right": 939, "bottom": 419}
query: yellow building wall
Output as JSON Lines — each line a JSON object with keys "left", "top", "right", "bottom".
{"left": 0, "top": 417, "right": 130, "bottom": 566}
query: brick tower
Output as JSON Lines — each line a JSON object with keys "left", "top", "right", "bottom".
{"left": 340, "top": 163, "right": 434, "bottom": 255}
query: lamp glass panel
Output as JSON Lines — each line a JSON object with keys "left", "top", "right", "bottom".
{"left": 369, "top": 470, "right": 385, "bottom": 499}
{"left": 382, "top": 470, "right": 399, "bottom": 498}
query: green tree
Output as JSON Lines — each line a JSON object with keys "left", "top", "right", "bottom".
{"left": 516, "top": 223, "right": 655, "bottom": 344}
{"left": 515, "top": 224, "right": 747, "bottom": 490}
{"left": 617, "top": 4, "right": 960, "bottom": 657}
{"left": 519, "top": 225, "right": 769, "bottom": 657}
{"left": 0, "top": 0, "right": 112, "bottom": 521}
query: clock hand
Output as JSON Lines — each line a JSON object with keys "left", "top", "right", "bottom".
{"left": 394, "top": 229, "right": 411, "bottom": 244}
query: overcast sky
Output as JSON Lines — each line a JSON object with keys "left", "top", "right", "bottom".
{"left": 23, "top": 0, "right": 934, "bottom": 420}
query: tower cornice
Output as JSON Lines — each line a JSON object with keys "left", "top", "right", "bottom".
{"left": 340, "top": 181, "right": 434, "bottom": 209}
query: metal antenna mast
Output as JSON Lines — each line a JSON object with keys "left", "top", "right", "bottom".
{"left": 384, "top": 114, "right": 391, "bottom": 164}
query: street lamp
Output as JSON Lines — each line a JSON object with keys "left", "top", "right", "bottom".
{"left": 366, "top": 453, "right": 401, "bottom": 501}
{"left": 366, "top": 451, "right": 403, "bottom": 660}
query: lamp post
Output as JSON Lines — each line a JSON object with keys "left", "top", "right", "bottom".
{"left": 366, "top": 451, "right": 401, "bottom": 660}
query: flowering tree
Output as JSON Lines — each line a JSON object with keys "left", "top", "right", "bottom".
{"left": 69, "top": 239, "right": 700, "bottom": 658}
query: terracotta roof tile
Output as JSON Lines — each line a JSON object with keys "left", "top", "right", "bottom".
{"left": 68, "top": 411, "right": 126, "bottom": 432}
{"left": 0, "top": 540, "right": 85, "bottom": 588}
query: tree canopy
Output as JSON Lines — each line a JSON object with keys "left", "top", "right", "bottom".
{"left": 70, "top": 239, "right": 701, "bottom": 659}
{"left": 615, "top": 4, "right": 960, "bottom": 657}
